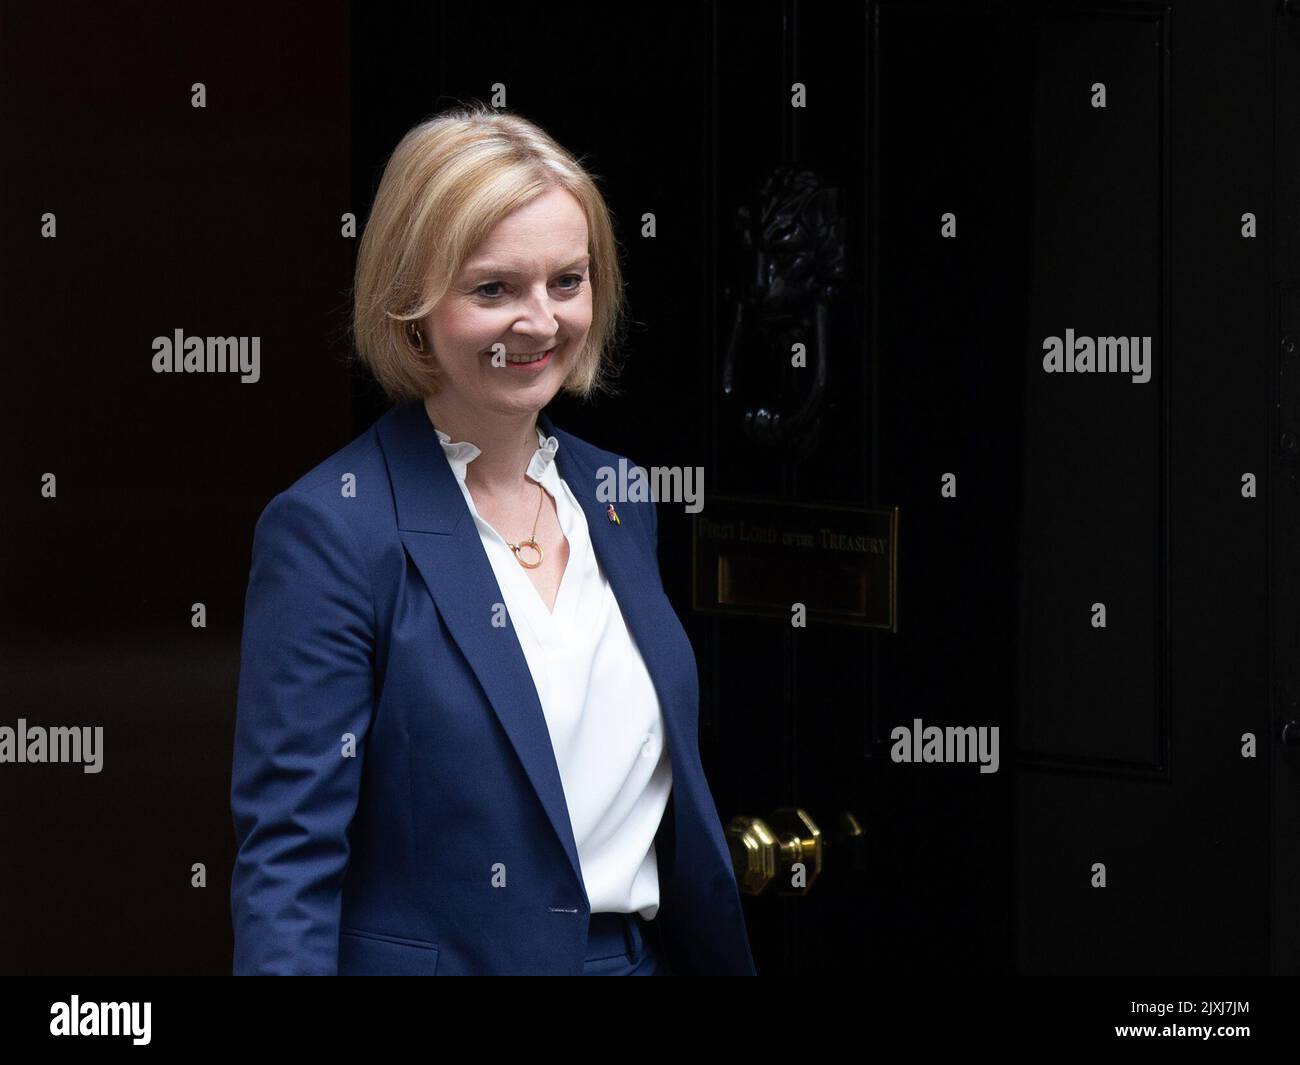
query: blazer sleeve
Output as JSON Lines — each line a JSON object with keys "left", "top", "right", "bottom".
{"left": 229, "top": 488, "right": 376, "bottom": 975}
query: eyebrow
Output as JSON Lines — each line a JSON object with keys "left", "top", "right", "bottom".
{"left": 463, "top": 255, "right": 590, "bottom": 278}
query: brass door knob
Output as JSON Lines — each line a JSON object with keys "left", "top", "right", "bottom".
{"left": 726, "top": 807, "right": 822, "bottom": 895}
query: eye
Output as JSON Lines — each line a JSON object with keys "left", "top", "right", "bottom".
{"left": 473, "top": 274, "right": 586, "bottom": 300}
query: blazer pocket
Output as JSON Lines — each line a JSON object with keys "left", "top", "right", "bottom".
{"left": 339, "top": 927, "right": 440, "bottom": 976}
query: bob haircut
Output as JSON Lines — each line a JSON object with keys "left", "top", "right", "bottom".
{"left": 351, "top": 103, "right": 627, "bottom": 405}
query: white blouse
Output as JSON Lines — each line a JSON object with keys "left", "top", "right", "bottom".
{"left": 435, "top": 424, "right": 673, "bottom": 920}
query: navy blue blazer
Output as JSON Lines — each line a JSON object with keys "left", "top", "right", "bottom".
{"left": 230, "top": 398, "right": 757, "bottom": 975}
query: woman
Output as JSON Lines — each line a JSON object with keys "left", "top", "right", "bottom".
{"left": 229, "top": 104, "right": 757, "bottom": 976}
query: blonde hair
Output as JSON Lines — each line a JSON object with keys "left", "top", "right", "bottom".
{"left": 350, "top": 103, "right": 627, "bottom": 404}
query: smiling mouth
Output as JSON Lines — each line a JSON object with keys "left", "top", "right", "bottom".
{"left": 503, "top": 347, "right": 556, "bottom": 364}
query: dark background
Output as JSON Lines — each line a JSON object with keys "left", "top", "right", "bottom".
{"left": 1, "top": 0, "right": 1297, "bottom": 977}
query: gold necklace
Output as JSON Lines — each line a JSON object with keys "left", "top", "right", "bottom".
{"left": 506, "top": 482, "right": 546, "bottom": 569}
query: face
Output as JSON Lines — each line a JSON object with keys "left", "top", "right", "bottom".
{"left": 419, "top": 184, "right": 593, "bottom": 421}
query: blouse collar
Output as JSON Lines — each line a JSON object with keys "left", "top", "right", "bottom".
{"left": 434, "top": 424, "right": 560, "bottom": 486}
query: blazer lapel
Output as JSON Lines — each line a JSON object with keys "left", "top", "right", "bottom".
{"left": 537, "top": 409, "right": 711, "bottom": 869}
{"left": 538, "top": 408, "right": 687, "bottom": 742}
{"left": 376, "top": 400, "right": 588, "bottom": 899}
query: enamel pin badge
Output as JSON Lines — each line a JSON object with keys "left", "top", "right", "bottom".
{"left": 606, "top": 503, "right": 621, "bottom": 525}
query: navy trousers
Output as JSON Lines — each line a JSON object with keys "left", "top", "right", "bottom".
{"left": 582, "top": 911, "right": 673, "bottom": 976}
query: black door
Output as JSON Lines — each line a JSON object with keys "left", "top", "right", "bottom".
{"left": 683, "top": 0, "right": 1297, "bottom": 978}
{"left": 669, "top": 0, "right": 1297, "bottom": 977}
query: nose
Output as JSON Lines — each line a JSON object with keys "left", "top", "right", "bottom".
{"left": 510, "top": 285, "right": 561, "bottom": 341}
